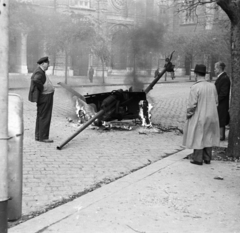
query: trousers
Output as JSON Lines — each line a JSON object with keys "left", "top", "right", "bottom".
{"left": 35, "top": 92, "right": 54, "bottom": 140}
{"left": 192, "top": 147, "right": 212, "bottom": 163}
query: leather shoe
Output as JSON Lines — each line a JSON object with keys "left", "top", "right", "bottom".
{"left": 190, "top": 161, "right": 203, "bottom": 165}
{"left": 40, "top": 139, "right": 54, "bottom": 143}
{"left": 204, "top": 160, "right": 211, "bottom": 164}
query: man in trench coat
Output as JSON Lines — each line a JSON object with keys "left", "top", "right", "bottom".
{"left": 183, "top": 64, "right": 220, "bottom": 165}
{"left": 28, "top": 56, "right": 55, "bottom": 143}
{"left": 214, "top": 61, "right": 231, "bottom": 141}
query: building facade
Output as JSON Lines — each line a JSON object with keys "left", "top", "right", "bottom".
{"left": 11, "top": 0, "right": 172, "bottom": 76}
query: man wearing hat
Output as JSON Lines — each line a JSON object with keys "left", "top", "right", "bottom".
{"left": 28, "top": 56, "right": 55, "bottom": 143}
{"left": 183, "top": 64, "right": 220, "bottom": 165}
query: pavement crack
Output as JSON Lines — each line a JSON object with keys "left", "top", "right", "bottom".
{"left": 126, "top": 224, "right": 146, "bottom": 233}
{"left": 35, "top": 213, "right": 74, "bottom": 233}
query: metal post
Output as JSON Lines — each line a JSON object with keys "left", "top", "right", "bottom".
{"left": 0, "top": 1, "right": 9, "bottom": 232}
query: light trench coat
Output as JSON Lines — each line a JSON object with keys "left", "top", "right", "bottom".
{"left": 183, "top": 80, "right": 220, "bottom": 149}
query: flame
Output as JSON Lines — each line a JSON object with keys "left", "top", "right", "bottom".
{"left": 73, "top": 96, "right": 152, "bottom": 130}
{"left": 139, "top": 100, "right": 153, "bottom": 127}
{"left": 73, "top": 96, "right": 96, "bottom": 125}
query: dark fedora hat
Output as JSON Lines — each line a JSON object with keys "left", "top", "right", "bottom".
{"left": 194, "top": 64, "right": 206, "bottom": 75}
{"left": 37, "top": 56, "right": 49, "bottom": 65}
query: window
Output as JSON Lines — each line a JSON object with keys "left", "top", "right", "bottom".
{"left": 181, "top": 0, "right": 195, "bottom": 24}
{"left": 205, "top": 3, "right": 215, "bottom": 30}
{"left": 69, "top": 0, "right": 90, "bottom": 9}
{"left": 182, "top": 10, "right": 195, "bottom": 24}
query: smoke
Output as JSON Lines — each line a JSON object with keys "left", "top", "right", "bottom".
{"left": 124, "top": 71, "right": 145, "bottom": 92}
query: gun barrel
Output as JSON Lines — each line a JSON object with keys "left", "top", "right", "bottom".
{"left": 58, "top": 82, "right": 86, "bottom": 102}
{"left": 144, "top": 67, "right": 167, "bottom": 94}
{"left": 57, "top": 109, "right": 104, "bottom": 150}
{"left": 144, "top": 51, "right": 175, "bottom": 94}
{"left": 56, "top": 96, "right": 118, "bottom": 150}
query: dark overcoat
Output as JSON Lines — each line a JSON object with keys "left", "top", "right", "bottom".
{"left": 215, "top": 72, "right": 231, "bottom": 127}
{"left": 28, "top": 67, "right": 46, "bottom": 102}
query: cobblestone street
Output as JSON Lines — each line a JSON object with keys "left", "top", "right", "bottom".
{"left": 12, "top": 82, "right": 192, "bottom": 217}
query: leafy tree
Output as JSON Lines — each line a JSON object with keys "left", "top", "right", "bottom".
{"left": 9, "top": 1, "right": 44, "bottom": 72}
{"left": 89, "top": 3, "right": 111, "bottom": 83}
{"left": 164, "top": 27, "right": 230, "bottom": 73}
{"left": 91, "top": 33, "right": 111, "bottom": 83}
{"left": 42, "top": 11, "right": 95, "bottom": 83}
{"left": 9, "top": 0, "right": 38, "bottom": 36}
{"left": 10, "top": 1, "right": 96, "bottom": 82}
{"left": 173, "top": 0, "right": 240, "bottom": 159}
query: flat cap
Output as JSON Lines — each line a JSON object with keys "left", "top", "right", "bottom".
{"left": 37, "top": 56, "right": 49, "bottom": 64}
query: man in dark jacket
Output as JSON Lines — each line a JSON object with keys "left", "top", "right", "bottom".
{"left": 214, "top": 61, "right": 231, "bottom": 141}
{"left": 28, "top": 56, "right": 55, "bottom": 143}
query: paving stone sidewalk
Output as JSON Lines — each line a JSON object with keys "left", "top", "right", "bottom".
{"left": 9, "top": 150, "right": 240, "bottom": 233}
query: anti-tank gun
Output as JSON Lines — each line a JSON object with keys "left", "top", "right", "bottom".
{"left": 84, "top": 90, "right": 146, "bottom": 122}
{"left": 56, "top": 51, "right": 175, "bottom": 150}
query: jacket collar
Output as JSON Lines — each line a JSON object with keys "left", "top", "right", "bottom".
{"left": 38, "top": 65, "right": 45, "bottom": 72}
{"left": 196, "top": 79, "right": 207, "bottom": 83}
{"left": 217, "top": 71, "right": 225, "bottom": 79}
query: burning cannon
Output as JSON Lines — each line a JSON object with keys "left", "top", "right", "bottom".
{"left": 56, "top": 51, "right": 175, "bottom": 150}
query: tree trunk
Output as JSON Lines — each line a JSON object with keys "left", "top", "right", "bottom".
{"left": 227, "top": 20, "right": 240, "bottom": 158}
{"left": 52, "top": 51, "right": 56, "bottom": 75}
{"left": 64, "top": 50, "right": 68, "bottom": 84}
{"left": 217, "top": 0, "right": 240, "bottom": 158}
{"left": 101, "top": 58, "right": 105, "bottom": 84}
{"left": 133, "top": 53, "right": 136, "bottom": 83}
